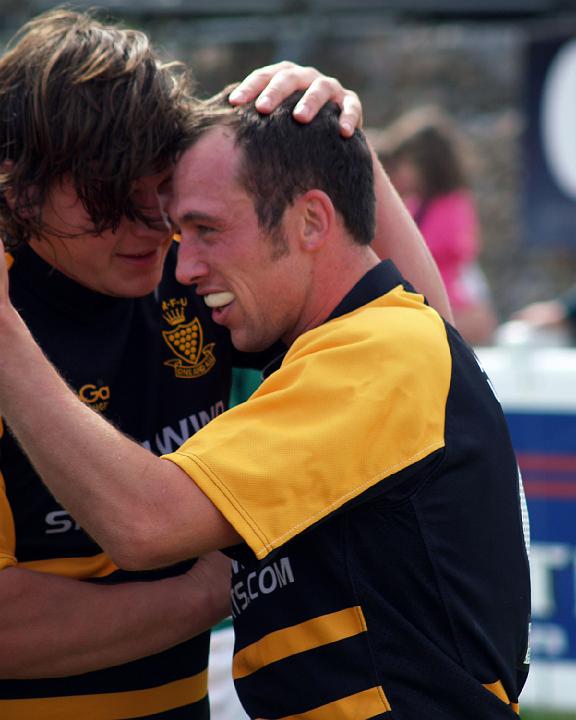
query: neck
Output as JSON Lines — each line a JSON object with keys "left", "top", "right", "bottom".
{"left": 284, "top": 243, "right": 380, "bottom": 347}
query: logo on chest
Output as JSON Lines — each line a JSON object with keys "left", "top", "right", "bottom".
{"left": 78, "top": 383, "right": 110, "bottom": 412}
{"left": 162, "top": 298, "right": 216, "bottom": 379}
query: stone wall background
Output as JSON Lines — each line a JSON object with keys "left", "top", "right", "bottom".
{"left": 2, "top": 5, "right": 576, "bottom": 323}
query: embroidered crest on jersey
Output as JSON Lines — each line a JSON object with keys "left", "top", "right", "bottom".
{"left": 162, "top": 298, "right": 216, "bottom": 379}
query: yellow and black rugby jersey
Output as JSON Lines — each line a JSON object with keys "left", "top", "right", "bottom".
{"left": 0, "top": 243, "right": 236, "bottom": 719}
{"left": 166, "top": 261, "right": 531, "bottom": 719}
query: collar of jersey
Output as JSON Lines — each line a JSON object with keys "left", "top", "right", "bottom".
{"left": 263, "top": 260, "right": 409, "bottom": 377}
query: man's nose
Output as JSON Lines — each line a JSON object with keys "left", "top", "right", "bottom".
{"left": 175, "top": 238, "right": 209, "bottom": 285}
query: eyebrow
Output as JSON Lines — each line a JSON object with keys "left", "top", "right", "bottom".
{"left": 175, "top": 211, "right": 224, "bottom": 229}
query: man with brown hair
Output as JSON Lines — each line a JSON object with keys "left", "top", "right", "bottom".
{"left": 0, "top": 88, "right": 528, "bottom": 717}
{"left": 0, "top": 8, "right": 385, "bottom": 719}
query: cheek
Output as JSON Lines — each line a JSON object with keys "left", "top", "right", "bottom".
{"left": 266, "top": 288, "right": 294, "bottom": 327}
{"left": 70, "top": 244, "right": 105, "bottom": 274}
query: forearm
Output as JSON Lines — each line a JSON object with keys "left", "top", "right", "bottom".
{"left": 0, "top": 313, "right": 154, "bottom": 556}
{"left": 0, "top": 307, "right": 236, "bottom": 567}
{"left": 0, "top": 566, "right": 227, "bottom": 678}
{"left": 370, "top": 151, "right": 453, "bottom": 322}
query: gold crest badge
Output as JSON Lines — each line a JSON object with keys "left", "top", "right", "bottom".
{"left": 162, "top": 298, "right": 216, "bottom": 378}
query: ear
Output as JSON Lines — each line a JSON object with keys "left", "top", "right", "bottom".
{"left": 295, "top": 189, "right": 335, "bottom": 252}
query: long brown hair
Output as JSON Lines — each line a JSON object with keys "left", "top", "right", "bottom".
{"left": 0, "top": 7, "right": 195, "bottom": 246}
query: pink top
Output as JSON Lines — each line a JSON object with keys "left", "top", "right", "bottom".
{"left": 407, "top": 190, "right": 480, "bottom": 310}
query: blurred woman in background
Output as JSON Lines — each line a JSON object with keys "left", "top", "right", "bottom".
{"left": 375, "top": 106, "right": 497, "bottom": 345}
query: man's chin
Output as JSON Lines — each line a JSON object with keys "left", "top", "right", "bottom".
{"left": 107, "top": 274, "right": 161, "bottom": 298}
{"left": 230, "top": 331, "right": 267, "bottom": 354}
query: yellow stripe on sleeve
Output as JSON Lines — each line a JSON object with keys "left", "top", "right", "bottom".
{"left": 233, "top": 606, "right": 367, "bottom": 680}
{"left": 0, "top": 670, "right": 208, "bottom": 720}
{"left": 275, "top": 686, "right": 391, "bottom": 719}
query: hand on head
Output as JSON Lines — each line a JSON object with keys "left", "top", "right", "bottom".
{"left": 229, "top": 60, "right": 362, "bottom": 137}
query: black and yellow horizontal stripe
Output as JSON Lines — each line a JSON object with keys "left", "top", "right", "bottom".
{"left": 234, "top": 606, "right": 367, "bottom": 680}
{"left": 0, "top": 670, "right": 208, "bottom": 720}
{"left": 275, "top": 686, "right": 391, "bottom": 719}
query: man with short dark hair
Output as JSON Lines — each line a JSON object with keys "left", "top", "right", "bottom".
{"left": 159, "top": 94, "right": 531, "bottom": 718}
{"left": 0, "top": 93, "right": 526, "bottom": 719}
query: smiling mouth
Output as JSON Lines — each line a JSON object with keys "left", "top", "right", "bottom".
{"left": 117, "top": 250, "right": 158, "bottom": 261}
{"left": 204, "top": 292, "right": 235, "bottom": 310}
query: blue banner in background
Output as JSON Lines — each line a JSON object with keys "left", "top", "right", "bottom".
{"left": 522, "top": 25, "right": 576, "bottom": 248}
{"left": 506, "top": 411, "right": 576, "bottom": 661}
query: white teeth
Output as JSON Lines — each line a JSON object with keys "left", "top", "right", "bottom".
{"left": 204, "top": 292, "right": 235, "bottom": 309}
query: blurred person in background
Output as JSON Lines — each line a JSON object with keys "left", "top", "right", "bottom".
{"left": 508, "top": 286, "right": 576, "bottom": 344}
{"left": 375, "top": 106, "right": 497, "bottom": 346}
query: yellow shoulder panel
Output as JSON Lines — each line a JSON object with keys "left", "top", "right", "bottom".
{"left": 166, "top": 288, "right": 451, "bottom": 558}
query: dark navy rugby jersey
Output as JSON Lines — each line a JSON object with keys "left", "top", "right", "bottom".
{"left": 167, "top": 261, "right": 531, "bottom": 719}
{"left": 0, "top": 242, "right": 236, "bottom": 719}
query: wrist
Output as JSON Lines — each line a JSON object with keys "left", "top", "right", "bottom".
{"left": 171, "top": 572, "right": 230, "bottom": 636}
